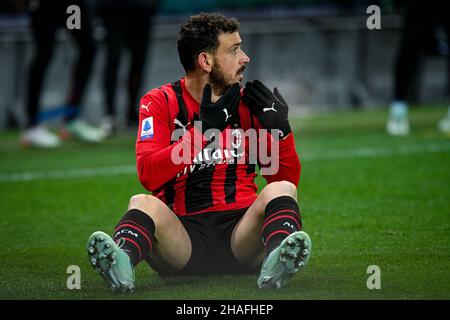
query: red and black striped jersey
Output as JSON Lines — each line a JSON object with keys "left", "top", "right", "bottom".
{"left": 135, "top": 77, "right": 301, "bottom": 216}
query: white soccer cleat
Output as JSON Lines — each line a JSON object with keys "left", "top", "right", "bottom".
{"left": 387, "top": 118, "right": 410, "bottom": 136}
{"left": 99, "top": 116, "right": 115, "bottom": 138}
{"left": 21, "top": 125, "right": 61, "bottom": 149}
{"left": 386, "top": 101, "right": 410, "bottom": 136}
{"left": 63, "top": 119, "right": 105, "bottom": 143}
{"left": 437, "top": 108, "right": 450, "bottom": 134}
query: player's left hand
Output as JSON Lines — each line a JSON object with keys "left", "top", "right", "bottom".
{"left": 242, "top": 80, "right": 291, "bottom": 138}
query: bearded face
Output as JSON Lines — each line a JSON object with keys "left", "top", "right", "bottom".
{"left": 209, "top": 57, "right": 246, "bottom": 96}
{"left": 207, "top": 32, "right": 249, "bottom": 96}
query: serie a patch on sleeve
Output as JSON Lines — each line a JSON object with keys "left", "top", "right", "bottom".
{"left": 140, "top": 117, "right": 154, "bottom": 140}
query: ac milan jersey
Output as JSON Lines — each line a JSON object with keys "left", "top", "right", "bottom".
{"left": 135, "top": 78, "right": 301, "bottom": 216}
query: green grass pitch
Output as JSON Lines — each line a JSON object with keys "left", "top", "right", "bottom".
{"left": 0, "top": 106, "right": 449, "bottom": 300}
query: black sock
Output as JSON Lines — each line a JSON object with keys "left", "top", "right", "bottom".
{"left": 113, "top": 209, "right": 156, "bottom": 267}
{"left": 261, "top": 196, "right": 302, "bottom": 254}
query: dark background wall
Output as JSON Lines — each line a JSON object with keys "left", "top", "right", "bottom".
{"left": 0, "top": 0, "right": 448, "bottom": 129}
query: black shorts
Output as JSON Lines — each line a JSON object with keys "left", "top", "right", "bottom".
{"left": 148, "top": 207, "right": 261, "bottom": 277}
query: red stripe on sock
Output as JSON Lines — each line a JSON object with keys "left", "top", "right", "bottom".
{"left": 264, "top": 230, "right": 290, "bottom": 246}
{"left": 120, "top": 220, "right": 153, "bottom": 237}
{"left": 267, "top": 209, "right": 299, "bottom": 218}
{"left": 120, "top": 220, "right": 155, "bottom": 249}
{"left": 115, "top": 223, "right": 153, "bottom": 252}
{"left": 261, "top": 214, "right": 301, "bottom": 235}
{"left": 121, "top": 237, "right": 142, "bottom": 261}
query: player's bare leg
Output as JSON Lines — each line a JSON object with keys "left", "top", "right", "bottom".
{"left": 231, "top": 180, "right": 297, "bottom": 266}
{"left": 126, "top": 194, "right": 192, "bottom": 272}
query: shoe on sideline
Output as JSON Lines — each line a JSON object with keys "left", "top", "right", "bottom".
{"left": 62, "top": 119, "right": 105, "bottom": 143}
{"left": 387, "top": 100, "right": 410, "bottom": 136}
{"left": 21, "top": 125, "right": 61, "bottom": 149}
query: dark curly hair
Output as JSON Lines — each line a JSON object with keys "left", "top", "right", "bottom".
{"left": 177, "top": 12, "right": 240, "bottom": 73}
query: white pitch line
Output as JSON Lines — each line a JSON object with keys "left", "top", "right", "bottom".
{"left": 0, "top": 165, "right": 136, "bottom": 183}
{"left": 0, "top": 142, "right": 449, "bottom": 183}
{"left": 301, "top": 142, "right": 450, "bottom": 161}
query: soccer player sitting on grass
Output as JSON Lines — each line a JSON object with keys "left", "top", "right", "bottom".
{"left": 87, "top": 12, "right": 311, "bottom": 292}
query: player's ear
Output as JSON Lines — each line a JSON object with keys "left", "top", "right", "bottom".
{"left": 198, "top": 52, "right": 213, "bottom": 73}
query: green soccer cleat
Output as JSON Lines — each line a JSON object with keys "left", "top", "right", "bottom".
{"left": 257, "top": 231, "right": 312, "bottom": 289}
{"left": 87, "top": 231, "right": 135, "bottom": 293}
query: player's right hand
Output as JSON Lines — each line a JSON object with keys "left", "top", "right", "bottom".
{"left": 197, "top": 83, "right": 240, "bottom": 134}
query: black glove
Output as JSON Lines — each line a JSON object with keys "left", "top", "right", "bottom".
{"left": 197, "top": 83, "right": 241, "bottom": 134}
{"left": 242, "top": 80, "right": 291, "bottom": 138}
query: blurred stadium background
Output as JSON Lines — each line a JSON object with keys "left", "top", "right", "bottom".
{"left": 0, "top": 0, "right": 449, "bottom": 300}
{"left": 0, "top": 0, "right": 448, "bottom": 127}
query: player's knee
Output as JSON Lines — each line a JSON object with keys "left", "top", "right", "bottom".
{"left": 261, "top": 181, "right": 297, "bottom": 205}
{"left": 129, "top": 194, "right": 149, "bottom": 209}
{"left": 128, "top": 194, "right": 160, "bottom": 218}
{"left": 265, "top": 180, "right": 297, "bottom": 196}
{"left": 128, "top": 194, "right": 169, "bottom": 232}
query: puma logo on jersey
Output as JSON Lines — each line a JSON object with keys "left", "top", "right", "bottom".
{"left": 263, "top": 102, "right": 277, "bottom": 112}
{"left": 141, "top": 100, "right": 152, "bottom": 112}
{"left": 223, "top": 108, "right": 232, "bottom": 122}
{"left": 173, "top": 119, "right": 190, "bottom": 133}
